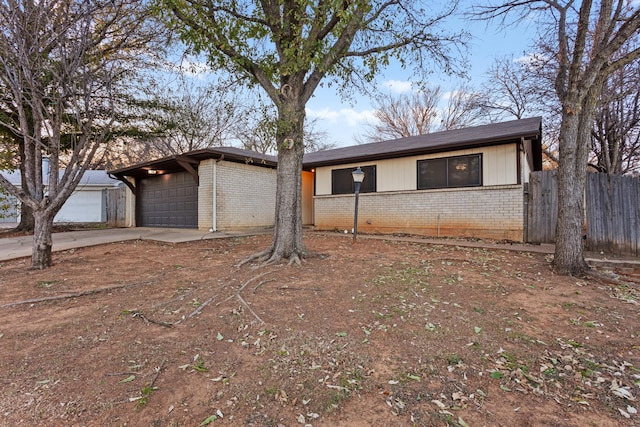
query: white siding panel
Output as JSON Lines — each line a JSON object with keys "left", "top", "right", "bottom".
{"left": 315, "top": 167, "right": 332, "bottom": 196}
{"left": 314, "top": 143, "right": 519, "bottom": 194}
{"left": 377, "top": 158, "right": 416, "bottom": 192}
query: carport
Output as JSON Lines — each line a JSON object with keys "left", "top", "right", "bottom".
{"left": 108, "top": 148, "right": 278, "bottom": 230}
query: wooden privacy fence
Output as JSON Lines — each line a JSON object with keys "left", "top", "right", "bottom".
{"left": 586, "top": 173, "right": 640, "bottom": 257}
{"left": 104, "top": 187, "right": 126, "bottom": 227}
{"left": 527, "top": 170, "right": 640, "bottom": 257}
{"left": 526, "top": 170, "right": 558, "bottom": 245}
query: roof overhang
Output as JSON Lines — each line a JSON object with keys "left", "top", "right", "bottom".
{"left": 302, "top": 117, "right": 543, "bottom": 170}
{"left": 107, "top": 148, "right": 277, "bottom": 179}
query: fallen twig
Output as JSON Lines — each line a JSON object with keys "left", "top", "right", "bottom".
{"left": 1, "top": 281, "right": 154, "bottom": 308}
{"left": 149, "top": 359, "right": 167, "bottom": 388}
{"left": 104, "top": 371, "right": 139, "bottom": 377}
{"left": 129, "top": 310, "right": 174, "bottom": 328}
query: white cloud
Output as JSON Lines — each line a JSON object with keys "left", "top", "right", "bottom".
{"left": 340, "top": 108, "right": 376, "bottom": 126}
{"left": 382, "top": 80, "right": 413, "bottom": 94}
{"left": 306, "top": 107, "right": 340, "bottom": 122}
{"left": 307, "top": 107, "right": 376, "bottom": 127}
{"left": 514, "top": 53, "right": 548, "bottom": 65}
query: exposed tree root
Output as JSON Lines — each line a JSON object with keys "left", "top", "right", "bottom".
{"left": 276, "top": 286, "right": 322, "bottom": 292}
{"left": 181, "top": 295, "right": 217, "bottom": 322}
{"left": 152, "top": 290, "right": 194, "bottom": 308}
{"left": 287, "top": 253, "right": 303, "bottom": 266}
{"left": 216, "top": 270, "right": 277, "bottom": 324}
{"left": 1, "top": 281, "right": 154, "bottom": 308}
{"left": 128, "top": 294, "right": 219, "bottom": 327}
{"left": 236, "top": 248, "right": 272, "bottom": 267}
{"left": 586, "top": 269, "right": 640, "bottom": 287}
{"left": 237, "top": 246, "right": 308, "bottom": 268}
{"left": 253, "top": 279, "right": 276, "bottom": 293}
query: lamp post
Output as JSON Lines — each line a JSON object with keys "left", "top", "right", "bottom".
{"left": 351, "top": 166, "right": 365, "bottom": 243}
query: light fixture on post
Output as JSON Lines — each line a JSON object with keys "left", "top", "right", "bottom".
{"left": 351, "top": 166, "right": 365, "bottom": 243}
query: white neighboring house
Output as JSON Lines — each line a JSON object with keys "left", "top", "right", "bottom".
{"left": 0, "top": 170, "right": 122, "bottom": 223}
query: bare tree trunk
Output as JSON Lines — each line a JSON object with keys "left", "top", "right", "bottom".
{"left": 31, "top": 209, "right": 55, "bottom": 269}
{"left": 244, "top": 94, "right": 307, "bottom": 266}
{"left": 554, "top": 82, "right": 601, "bottom": 275}
{"left": 263, "top": 95, "right": 307, "bottom": 264}
{"left": 15, "top": 202, "right": 34, "bottom": 232}
{"left": 15, "top": 136, "right": 35, "bottom": 232}
{"left": 268, "top": 142, "right": 306, "bottom": 263}
{"left": 554, "top": 111, "right": 590, "bottom": 275}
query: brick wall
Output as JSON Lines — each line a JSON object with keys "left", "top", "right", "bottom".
{"left": 198, "top": 159, "right": 277, "bottom": 230}
{"left": 314, "top": 185, "right": 525, "bottom": 241}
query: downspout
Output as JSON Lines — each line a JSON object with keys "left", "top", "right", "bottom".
{"left": 128, "top": 178, "right": 135, "bottom": 228}
{"left": 212, "top": 155, "right": 224, "bottom": 232}
{"left": 520, "top": 137, "right": 527, "bottom": 242}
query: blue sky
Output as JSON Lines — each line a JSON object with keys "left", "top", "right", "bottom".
{"left": 177, "top": 4, "right": 540, "bottom": 149}
{"left": 306, "top": 8, "right": 539, "bottom": 147}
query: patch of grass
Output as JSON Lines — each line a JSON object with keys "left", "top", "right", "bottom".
{"left": 136, "top": 385, "right": 158, "bottom": 408}
{"left": 192, "top": 358, "right": 208, "bottom": 372}
{"left": 567, "top": 339, "right": 583, "bottom": 348}
{"left": 446, "top": 353, "right": 462, "bottom": 365}
{"left": 36, "top": 280, "right": 58, "bottom": 288}
{"left": 506, "top": 331, "right": 547, "bottom": 346}
{"left": 490, "top": 371, "right": 504, "bottom": 379}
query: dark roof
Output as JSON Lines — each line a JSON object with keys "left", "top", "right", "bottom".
{"left": 303, "top": 117, "right": 542, "bottom": 168}
{"left": 106, "top": 118, "right": 543, "bottom": 179}
{"left": 107, "top": 147, "right": 277, "bottom": 178}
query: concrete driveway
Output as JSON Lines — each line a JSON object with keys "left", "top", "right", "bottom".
{"left": 0, "top": 227, "right": 272, "bottom": 261}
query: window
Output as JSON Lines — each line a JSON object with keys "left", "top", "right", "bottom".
{"left": 417, "top": 154, "right": 482, "bottom": 189}
{"left": 331, "top": 165, "right": 376, "bottom": 195}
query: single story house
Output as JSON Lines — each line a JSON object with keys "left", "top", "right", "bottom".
{"left": 0, "top": 169, "right": 122, "bottom": 223}
{"left": 303, "top": 117, "right": 542, "bottom": 241}
{"left": 108, "top": 117, "right": 542, "bottom": 242}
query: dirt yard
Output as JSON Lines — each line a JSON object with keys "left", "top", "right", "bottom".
{"left": 0, "top": 232, "right": 639, "bottom": 426}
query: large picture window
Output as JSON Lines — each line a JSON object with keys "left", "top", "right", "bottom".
{"left": 417, "top": 154, "right": 482, "bottom": 190}
{"left": 331, "top": 165, "right": 376, "bottom": 195}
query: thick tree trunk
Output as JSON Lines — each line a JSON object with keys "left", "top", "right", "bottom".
{"left": 15, "top": 202, "right": 34, "bottom": 232}
{"left": 553, "top": 111, "right": 590, "bottom": 276}
{"left": 242, "top": 94, "right": 307, "bottom": 266}
{"left": 268, "top": 141, "right": 306, "bottom": 263}
{"left": 15, "top": 138, "right": 36, "bottom": 232}
{"left": 31, "top": 210, "right": 55, "bottom": 269}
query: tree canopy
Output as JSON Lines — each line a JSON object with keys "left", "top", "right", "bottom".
{"left": 158, "top": 0, "right": 467, "bottom": 264}
{"left": 475, "top": 0, "right": 640, "bottom": 275}
{"left": 0, "top": 0, "right": 165, "bottom": 268}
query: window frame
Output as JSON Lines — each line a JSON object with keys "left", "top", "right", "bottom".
{"left": 417, "top": 154, "right": 482, "bottom": 190}
{"left": 331, "top": 165, "right": 377, "bottom": 195}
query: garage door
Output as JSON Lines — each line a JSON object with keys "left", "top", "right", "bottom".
{"left": 138, "top": 171, "right": 198, "bottom": 228}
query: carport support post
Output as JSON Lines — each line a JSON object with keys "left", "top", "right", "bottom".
{"left": 352, "top": 167, "right": 365, "bottom": 243}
